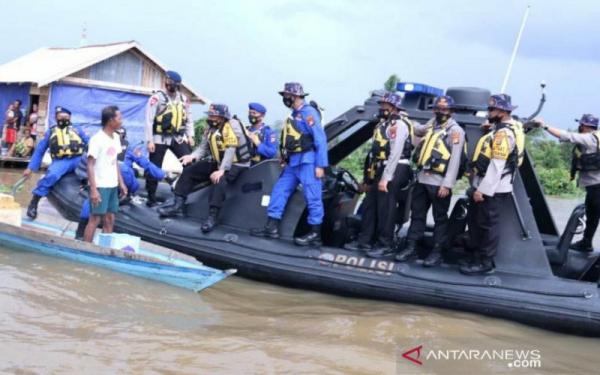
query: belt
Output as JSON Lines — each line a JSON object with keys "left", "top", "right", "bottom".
{"left": 382, "top": 159, "right": 410, "bottom": 166}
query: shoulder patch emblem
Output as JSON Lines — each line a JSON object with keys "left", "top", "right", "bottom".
{"left": 452, "top": 131, "right": 460, "bottom": 144}
{"left": 306, "top": 115, "right": 315, "bottom": 127}
{"left": 150, "top": 96, "right": 158, "bottom": 106}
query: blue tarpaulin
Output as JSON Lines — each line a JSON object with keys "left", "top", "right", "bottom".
{"left": 0, "top": 83, "right": 30, "bottom": 129}
{"left": 48, "top": 83, "right": 149, "bottom": 147}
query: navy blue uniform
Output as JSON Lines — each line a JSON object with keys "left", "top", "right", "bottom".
{"left": 248, "top": 123, "right": 277, "bottom": 163}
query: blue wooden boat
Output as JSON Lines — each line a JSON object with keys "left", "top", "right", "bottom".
{"left": 0, "top": 220, "right": 236, "bottom": 292}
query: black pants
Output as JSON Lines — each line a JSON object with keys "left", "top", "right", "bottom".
{"left": 584, "top": 184, "right": 600, "bottom": 242}
{"left": 406, "top": 182, "right": 452, "bottom": 247}
{"left": 467, "top": 192, "right": 511, "bottom": 259}
{"left": 174, "top": 161, "right": 246, "bottom": 209}
{"left": 358, "top": 164, "right": 411, "bottom": 247}
{"left": 147, "top": 142, "right": 192, "bottom": 197}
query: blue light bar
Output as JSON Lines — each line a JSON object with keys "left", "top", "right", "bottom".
{"left": 396, "top": 82, "right": 444, "bottom": 97}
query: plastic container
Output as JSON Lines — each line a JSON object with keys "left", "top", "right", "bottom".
{"left": 95, "top": 232, "right": 141, "bottom": 253}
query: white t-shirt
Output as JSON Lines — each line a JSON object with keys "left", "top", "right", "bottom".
{"left": 88, "top": 129, "right": 121, "bottom": 188}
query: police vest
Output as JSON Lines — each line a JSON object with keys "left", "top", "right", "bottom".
{"left": 208, "top": 121, "right": 251, "bottom": 165}
{"left": 414, "top": 122, "right": 466, "bottom": 177}
{"left": 244, "top": 125, "right": 267, "bottom": 163}
{"left": 281, "top": 117, "right": 314, "bottom": 154}
{"left": 571, "top": 131, "right": 600, "bottom": 177}
{"left": 153, "top": 91, "right": 187, "bottom": 135}
{"left": 371, "top": 118, "right": 413, "bottom": 161}
{"left": 470, "top": 121, "right": 524, "bottom": 178}
{"left": 49, "top": 126, "right": 84, "bottom": 159}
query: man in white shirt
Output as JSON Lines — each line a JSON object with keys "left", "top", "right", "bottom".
{"left": 83, "top": 106, "right": 127, "bottom": 242}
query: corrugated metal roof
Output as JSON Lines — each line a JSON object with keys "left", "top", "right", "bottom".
{"left": 0, "top": 41, "right": 207, "bottom": 103}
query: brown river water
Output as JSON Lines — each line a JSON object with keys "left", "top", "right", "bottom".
{"left": 1, "top": 169, "right": 600, "bottom": 374}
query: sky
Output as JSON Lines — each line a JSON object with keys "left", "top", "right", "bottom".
{"left": 2, "top": 0, "right": 599, "bottom": 128}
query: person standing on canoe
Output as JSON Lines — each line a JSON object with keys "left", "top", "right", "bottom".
{"left": 343, "top": 92, "right": 413, "bottom": 258}
{"left": 532, "top": 114, "right": 600, "bottom": 252}
{"left": 461, "top": 94, "right": 523, "bottom": 275}
{"left": 23, "top": 107, "right": 89, "bottom": 219}
{"left": 83, "top": 106, "right": 127, "bottom": 242}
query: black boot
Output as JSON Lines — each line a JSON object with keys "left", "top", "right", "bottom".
{"left": 157, "top": 195, "right": 185, "bottom": 217}
{"left": 294, "top": 225, "right": 322, "bottom": 247}
{"left": 75, "top": 218, "right": 88, "bottom": 240}
{"left": 343, "top": 241, "right": 372, "bottom": 252}
{"left": 571, "top": 238, "right": 594, "bottom": 252}
{"left": 366, "top": 244, "right": 395, "bottom": 258}
{"left": 250, "top": 218, "right": 281, "bottom": 239}
{"left": 423, "top": 246, "right": 444, "bottom": 267}
{"left": 201, "top": 207, "right": 219, "bottom": 233}
{"left": 395, "top": 240, "right": 417, "bottom": 262}
{"left": 146, "top": 191, "right": 159, "bottom": 207}
{"left": 460, "top": 256, "right": 494, "bottom": 275}
{"left": 26, "top": 194, "right": 41, "bottom": 220}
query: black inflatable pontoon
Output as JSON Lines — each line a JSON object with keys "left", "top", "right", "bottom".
{"left": 48, "top": 86, "right": 600, "bottom": 336}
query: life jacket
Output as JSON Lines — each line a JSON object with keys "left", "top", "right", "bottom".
{"left": 153, "top": 91, "right": 187, "bottom": 135}
{"left": 413, "top": 121, "right": 467, "bottom": 177}
{"left": 470, "top": 120, "right": 524, "bottom": 178}
{"left": 281, "top": 116, "right": 314, "bottom": 155}
{"left": 571, "top": 131, "right": 600, "bottom": 179}
{"left": 244, "top": 125, "right": 267, "bottom": 163}
{"left": 365, "top": 118, "right": 414, "bottom": 181}
{"left": 208, "top": 120, "right": 251, "bottom": 165}
{"left": 48, "top": 125, "right": 84, "bottom": 159}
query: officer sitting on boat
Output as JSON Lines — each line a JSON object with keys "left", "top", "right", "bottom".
{"left": 74, "top": 127, "right": 169, "bottom": 239}
{"left": 395, "top": 96, "right": 466, "bottom": 267}
{"left": 158, "top": 104, "right": 251, "bottom": 233}
{"left": 462, "top": 94, "right": 524, "bottom": 275}
{"left": 23, "top": 106, "right": 89, "bottom": 220}
{"left": 251, "top": 82, "right": 328, "bottom": 246}
{"left": 533, "top": 114, "right": 600, "bottom": 252}
{"left": 344, "top": 92, "right": 413, "bottom": 258}
{"left": 145, "top": 70, "right": 194, "bottom": 207}
{"left": 244, "top": 102, "right": 278, "bottom": 164}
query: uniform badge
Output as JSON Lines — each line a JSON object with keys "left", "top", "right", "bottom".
{"left": 492, "top": 131, "right": 509, "bottom": 160}
{"left": 270, "top": 134, "right": 277, "bottom": 143}
{"left": 306, "top": 115, "right": 315, "bottom": 127}
{"left": 452, "top": 131, "right": 460, "bottom": 144}
{"left": 387, "top": 125, "right": 397, "bottom": 139}
{"left": 150, "top": 96, "right": 158, "bottom": 106}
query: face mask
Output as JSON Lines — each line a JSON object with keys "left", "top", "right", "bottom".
{"left": 166, "top": 83, "right": 177, "bottom": 93}
{"left": 207, "top": 119, "right": 220, "bottom": 128}
{"left": 283, "top": 97, "right": 294, "bottom": 108}
{"left": 378, "top": 108, "right": 390, "bottom": 120}
{"left": 57, "top": 119, "right": 70, "bottom": 128}
{"left": 488, "top": 114, "right": 503, "bottom": 124}
{"left": 249, "top": 116, "right": 260, "bottom": 125}
{"left": 435, "top": 112, "right": 449, "bottom": 124}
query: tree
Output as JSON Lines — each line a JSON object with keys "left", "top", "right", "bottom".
{"left": 193, "top": 117, "right": 208, "bottom": 144}
{"left": 384, "top": 74, "right": 400, "bottom": 92}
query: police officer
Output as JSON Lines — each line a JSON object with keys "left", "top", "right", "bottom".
{"left": 145, "top": 70, "right": 194, "bottom": 207}
{"left": 245, "top": 102, "right": 277, "bottom": 164}
{"left": 158, "top": 104, "right": 250, "bottom": 233}
{"left": 461, "top": 94, "right": 523, "bottom": 275}
{"left": 251, "top": 82, "right": 328, "bottom": 246}
{"left": 23, "top": 107, "right": 89, "bottom": 220}
{"left": 533, "top": 114, "right": 600, "bottom": 252}
{"left": 344, "top": 92, "right": 413, "bottom": 258}
{"left": 75, "top": 127, "right": 168, "bottom": 239}
{"left": 395, "top": 96, "right": 466, "bottom": 267}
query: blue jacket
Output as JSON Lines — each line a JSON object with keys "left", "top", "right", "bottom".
{"left": 250, "top": 123, "right": 278, "bottom": 160}
{"left": 288, "top": 103, "right": 328, "bottom": 168}
{"left": 28, "top": 125, "right": 89, "bottom": 172}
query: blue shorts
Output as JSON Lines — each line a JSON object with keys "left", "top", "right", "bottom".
{"left": 90, "top": 187, "right": 119, "bottom": 215}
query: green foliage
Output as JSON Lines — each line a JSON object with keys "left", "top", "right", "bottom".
{"left": 338, "top": 143, "right": 370, "bottom": 181}
{"left": 383, "top": 74, "right": 400, "bottom": 92}
{"left": 194, "top": 117, "right": 207, "bottom": 143}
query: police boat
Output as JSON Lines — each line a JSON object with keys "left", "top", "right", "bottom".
{"left": 48, "top": 84, "right": 600, "bottom": 336}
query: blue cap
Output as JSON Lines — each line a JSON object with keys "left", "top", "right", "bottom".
{"left": 433, "top": 95, "right": 455, "bottom": 109}
{"left": 166, "top": 70, "right": 182, "bottom": 83}
{"left": 488, "top": 94, "right": 518, "bottom": 112}
{"left": 577, "top": 114, "right": 599, "bottom": 128}
{"left": 377, "top": 92, "right": 405, "bottom": 110}
{"left": 248, "top": 102, "right": 267, "bottom": 114}
{"left": 205, "top": 103, "right": 231, "bottom": 120}
{"left": 278, "top": 82, "right": 308, "bottom": 97}
{"left": 55, "top": 106, "right": 71, "bottom": 116}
